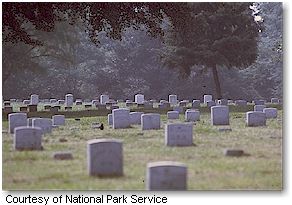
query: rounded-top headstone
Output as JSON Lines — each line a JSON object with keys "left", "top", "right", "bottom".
{"left": 87, "top": 139, "right": 123, "bottom": 176}
{"left": 204, "top": 94, "right": 213, "bottom": 104}
{"left": 246, "top": 111, "right": 266, "bottom": 127}
{"left": 165, "top": 123, "right": 193, "bottom": 146}
{"left": 141, "top": 113, "right": 161, "bottom": 130}
{"left": 14, "top": 126, "right": 43, "bottom": 150}
{"left": 211, "top": 105, "right": 229, "bottom": 125}
{"left": 112, "top": 108, "right": 130, "bottom": 129}
{"left": 8, "top": 113, "right": 27, "bottom": 134}
{"left": 146, "top": 161, "right": 187, "bottom": 190}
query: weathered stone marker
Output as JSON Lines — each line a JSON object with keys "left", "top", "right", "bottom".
{"left": 130, "top": 112, "right": 143, "bottom": 125}
{"left": 52, "top": 115, "right": 65, "bottom": 126}
{"left": 167, "top": 111, "right": 179, "bottom": 120}
{"left": 211, "top": 106, "right": 229, "bottom": 125}
{"left": 263, "top": 108, "right": 278, "bottom": 119}
{"left": 8, "top": 113, "right": 27, "bottom": 134}
{"left": 165, "top": 123, "right": 193, "bottom": 146}
{"left": 14, "top": 126, "right": 43, "bottom": 150}
{"left": 185, "top": 109, "right": 200, "bottom": 122}
{"left": 87, "top": 139, "right": 123, "bottom": 176}
{"left": 141, "top": 113, "right": 161, "bottom": 130}
{"left": 246, "top": 111, "right": 266, "bottom": 127}
{"left": 112, "top": 108, "right": 130, "bottom": 129}
{"left": 146, "top": 161, "right": 187, "bottom": 190}
{"left": 32, "top": 118, "right": 53, "bottom": 134}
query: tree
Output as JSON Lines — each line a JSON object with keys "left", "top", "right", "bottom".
{"left": 161, "top": 3, "right": 260, "bottom": 99}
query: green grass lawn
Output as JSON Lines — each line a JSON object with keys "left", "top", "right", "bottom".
{"left": 2, "top": 111, "right": 282, "bottom": 190}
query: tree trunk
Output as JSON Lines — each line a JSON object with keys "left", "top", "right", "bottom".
{"left": 211, "top": 65, "right": 222, "bottom": 99}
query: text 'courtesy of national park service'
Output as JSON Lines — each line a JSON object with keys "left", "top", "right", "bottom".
{"left": 5, "top": 194, "right": 168, "bottom": 204}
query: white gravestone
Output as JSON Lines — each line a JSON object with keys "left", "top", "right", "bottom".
{"left": 141, "top": 113, "right": 161, "bottom": 130}
{"left": 165, "top": 123, "right": 193, "bottom": 146}
{"left": 108, "top": 114, "right": 113, "bottom": 126}
{"left": 30, "top": 94, "right": 39, "bottom": 105}
{"left": 23, "top": 100, "right": 30, "bottom": 105}
{"left": 14, "top": 126, "right": 43, "bottom": 150}
{"left": 271, "top": 98, "right": 279, "bottom": 104}
{"left": 146, "top": 161, "right": 187, "bottom": 190}
{"left": 263, "top": 108, "right": 278, "bottom": 119}
{"left": 52, "top": 115, "right": 65, "bottom": 126}
{"left": 112, "top": 108, "right": 130, "bottom": 129}
{"left": 130, "top": 112, "right": 144, "bottom": 125}
{"left": 211, "top": 106, "right": 229, "bottom": 125}
{"left": 169, "top": 95, "right": 178, "bottom": 105}
{"left": 87, "top": 139, "right": 123, "bottom": 176}
{"left": 167, "top": 111, "right": 179, "bottom": 119}
{"left": 173, "top": 106, "right": 184, "bottom": 114}
{"left": 185, "top": 110, "right": 200, "bottom": 122}
{"left": 254, "top": 105, "right": 266, "bottom": 112}
{"left": 65, "top": 94, "right": 73, "bottom": 107}
{"left": 100, "top": 95, "right": 109, "bottom": 105}
{"left": 246, "top": 111, "right": 266, "bottom": 126}
{"left": 8, "top": 113, "right": 27, "bottom": 134}
{"left": 204, "top": 95, "right": 213, "bottom": 104}
{"left": 32, "top": 118, "right": 52, "bottom": 134}
{"left": 135, "top": 94, "right": 144, "bottom": 104}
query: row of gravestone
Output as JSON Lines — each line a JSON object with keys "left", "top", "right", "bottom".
{"left": 3, "top": 94, "right": 281, "bottom": 107}
{"left": 107, "top": 105, "right": 278, "bottom": 129}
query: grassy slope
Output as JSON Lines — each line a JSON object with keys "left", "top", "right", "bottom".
{"left": 2, "top": 111, "right": 282, "bottom": 190}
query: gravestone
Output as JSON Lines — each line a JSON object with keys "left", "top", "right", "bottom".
{"left": 108, "top": 114, "right": 113, "bottom": 126}
{"left": 65, "top": 94, "right": 74, "bottom": 107}
{"left": 253, "top": 99, "right": 265, "bottom": 105}
{"left": 87, "top": 139, "right": 123, "bottom": 176}
{"left": 263, "top": 108, "right": 277, "bottom": 119}
{"left": 8, "top": 113, "right": 27, "bottom": 134}
{"left": 14, "top": 126, "right": 43, "bottom": 150}
{"left": 146, "top": 161, "right": 187, "bottom": 190}
{"left": 207, "top": 100, "right": 216, "bottom": 108}
{"left": 185, "top": 110, "right": 200, "bottom": 122}
{"left": 165, "top": 123, "right": 193, "bottom": 146}
{"left": 211, "top": 106, "right": 229, "bottom": 125}
{"left": 10, "top": 99, "right": 16, "bottom": 102}
{"left": 23, "top": 100, "right": 30, "bottom": 105}
{"left": 100, "top": 95, "right": 109, "bottom": 105}
{"left": 126, "top": 100, "right": 133, "bottom": 103}
{"left": 192, "top": 100, "right": 200, "bottom": 108}
{"left": 179, "top": 101, "right": 187, "bottom": 107}
{"left": 4, "top": 106, "right": 13, "bottom": 113}
{"left": 53, "top": 152, "right": 73, "bottom": 160}
{"left": 4, "top": 101, "right": 10, "bottom": 106}
{"left": 112, "top": 108, "right": 130, "bottom": 129}
{"left": 218, "top": 99, "right": 228, "bottom": 106}
{"left": 32, "top": 118, "right": 52, "bottom": 134}
{"left": 144, "top": 102, "right": 153, "bottom": 109}
{"left": 173, "top": 106, "right": 184, "bottom": 114}
{"left": 254, "top": 105, "right": 266, "bottom": 112}
{"left": 141, "top": 113, "right": 161, "bottom": 130}
{"left": 92, "top": 100, "right": 99, "bottom": 105}
{"left": 130, "top": 112, "right": 144, "bottom": 125}
{"left": 169, "top": 95, "right": 178, "bottom": 105}
{"left": 135, "top": 94, "right": 145, "bottom": 104}
{"left": 58, "top": 100, "right": 65, "bottom": 105}
{"left": 28, "top": 104, "right": 37, "bottom": 112}
{"left": 19, "top": 106, "right": 27, "bottom": 112}
{"left": 30, "top": 94, "right": 39, "bottom": 105}
{"left": 50, "top": 99, "right": 57, "bottom": 104}
{"left": 167, "top": 111, "right": 179, "bottom": 119}
{"left": 246, "top": 111, "right": 266, "bottom": 126}
{"left": 84, "top": 104, "right": 92, "bottom": 108}
{"left": 159, "top": 102, "right": 170, "bottom": 109}
{"left": 75, "top": 99, "right": 83, "bottom": 105}
{"left": 204, "top": 94, "right": 212, "bottom": 104}
{"left": 52, "top": 115, "right": 65, "bottom": 126}
{"left": 271, "top": 98, "right": 279, "bottom": 104}
{"left": 224, "top": 149, "right": 245, "bottom": 157}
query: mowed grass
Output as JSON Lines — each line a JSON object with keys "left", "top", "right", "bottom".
{"left": 2, "top": 111, "right": 282, "bottom": 190}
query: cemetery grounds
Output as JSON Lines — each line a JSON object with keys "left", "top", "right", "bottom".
{"left": 2, "top": 103, "right": 282, "bottom": 190}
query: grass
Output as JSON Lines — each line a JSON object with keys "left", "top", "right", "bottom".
{"left": 2, "top": 110, "right": 282, "bottom": 190}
